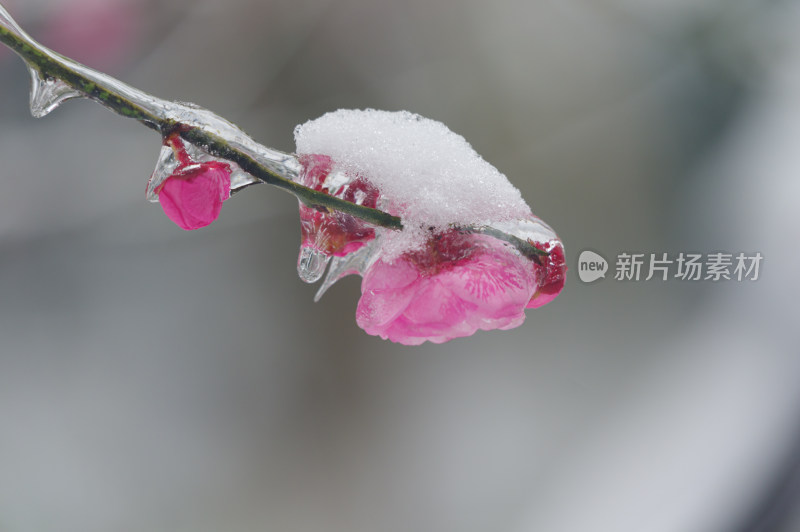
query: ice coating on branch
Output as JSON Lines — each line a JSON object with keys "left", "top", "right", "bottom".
{"left": 0, "top": 3, "right": 26, "bottom": 38}
{"left": 294, "top": 109, "right": 532, "bottom": 255}
{"left": 146, "top": 134, "right": 256, "bottom": 201}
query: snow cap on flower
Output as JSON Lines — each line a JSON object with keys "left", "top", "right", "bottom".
{"left": 295, "top": 109, "right": 532, "bottom": 258}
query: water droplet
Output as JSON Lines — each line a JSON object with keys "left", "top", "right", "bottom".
{"left": 297, "top": 247, "right": 331, "bottom": 283}
{"left": 28, "top": 67, "right": 82, "bottom": 118}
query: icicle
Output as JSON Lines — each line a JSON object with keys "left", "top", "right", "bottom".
{"left": 1, "top": 5, "right": 83, "bottom": 119}
{"left": 297, "top": 247, "right": 331, "bottom": 283}
{"left": 27, "top": 67, "right": 83, "bottom": 118}
{"left": 314, "top": 242, "right": 378, "bottom": 301}
{"left": 1, "top": 6, "right": 81, "bottom": 118}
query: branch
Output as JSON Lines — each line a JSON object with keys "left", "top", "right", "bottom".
{"left": 0, "top": 4, "right": 550, "bottom": 257}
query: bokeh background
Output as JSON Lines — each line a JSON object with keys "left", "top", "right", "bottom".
{"left": 1, "top": 0, "right": 799, "bottom": 531}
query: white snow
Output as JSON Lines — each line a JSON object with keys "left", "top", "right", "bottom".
{"left": 294, "top": 109, "right": 532, "bottom": 255}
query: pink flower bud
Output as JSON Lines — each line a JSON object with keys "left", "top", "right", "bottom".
{"left": 157, "top": 161, "right": 232, "bottom": 231}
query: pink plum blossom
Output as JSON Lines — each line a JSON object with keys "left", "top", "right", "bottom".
{"left": 295, "top": 153, "right": 566, "bottom": 344}
{"left": 356, "top": 230, "right": 566, "bottom": 345}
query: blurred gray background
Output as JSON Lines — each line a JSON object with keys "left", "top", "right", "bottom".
{"left": 1, "top": 0, "right": 799, "bottom": 531}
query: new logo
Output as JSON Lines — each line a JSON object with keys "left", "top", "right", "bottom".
{"left": 578, "top": 250, "right": 608, "bottom": 283}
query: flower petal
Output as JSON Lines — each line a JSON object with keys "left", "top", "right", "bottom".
{"left": 355, "top": 232, "right": 545, "bottom": 344}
